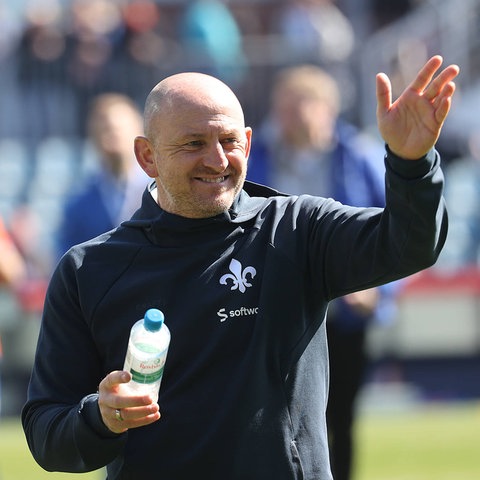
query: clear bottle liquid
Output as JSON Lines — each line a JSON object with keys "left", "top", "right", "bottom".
{"left": 123, "top": 309, "right": 170, "bottom": 403}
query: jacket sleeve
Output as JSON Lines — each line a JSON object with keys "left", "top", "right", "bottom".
{"left": 382, "top": 146, "right": 448, "bottom": 269}
{"left": 305, "top": 147, "right": 448, "bottom": 300}
{"left": 21, "top": 255, "right": 127, "bottom": 473}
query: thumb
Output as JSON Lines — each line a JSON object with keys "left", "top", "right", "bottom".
{"left": 100, "top": 370, "right": 131, "bottom": 392}
{"left": 376, "top": 72, "right": 392, "bottom": 119}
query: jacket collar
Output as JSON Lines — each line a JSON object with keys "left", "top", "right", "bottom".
{"left": 121, "top": 181, "right": 287, "bottom": 246}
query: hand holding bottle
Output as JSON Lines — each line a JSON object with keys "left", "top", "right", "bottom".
{"left": 98, "top": 309, "right": 170, "bottom": 433}
{"left": 98, "top": 370, "right": 161, "bottom": 433}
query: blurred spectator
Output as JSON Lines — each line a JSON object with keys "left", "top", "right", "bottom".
{"left": 9, "top": 204, "right": 52, "bottom": 295}
{"left": 0, "top": 216, "right": 27, "bottom": 291}
{"left": 273, "top": 0, "right": 356, "bottom": 115}
{"left": 227, "top": 2, "right": 270, "bottom": 36}
{"left": 56, "top": 92, "right": 148, "bottom": 258}
{"left": 438, "top": 129, "right": 480, "bottom": 270}
{"left": 17, "top": 0, "right": 74, "bottom": 141}
{"left": 63, "top": 0, "right": 127, "bottom": 135}
{"left": 178, "top": 0, "right": 248, "bottom": 87}
{"left": 370, "top": 0, "right": 415, "bottom": 30}
{"left": 116, "top": 0, "right": 182, "bottom": 105}
{"left": 247, "top": 64, "right": 399, "bottom": 480}
{"left": 0, "top": 206, "right": 49, "bottom": 416}
{"left": 0, "top": 3, "right": 24, "bottom": 138}
{"left": 0, "top": 216, "right": 27, "bottom": 415}
{"left": 275, "top": 0, "right": 355, "bottom": 65}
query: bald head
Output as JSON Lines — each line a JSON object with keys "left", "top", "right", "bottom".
{"left": 144, "top": 72, "right": 245, "bottom": 142}
{"left": 134, "top": 71, "right": 252, "bottom": 218}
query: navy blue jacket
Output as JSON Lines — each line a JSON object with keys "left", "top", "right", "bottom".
{"left": 247, "top": 121, "right": 398, "bottom": 331}
{"left": 22, "top": 148, "right": 447, "bottom": 480}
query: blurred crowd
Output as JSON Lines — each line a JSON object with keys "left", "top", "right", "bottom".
{"left": 0, "top": 0, "right": 420, "bottom": 139}
{"left": 0, "top": 0, "right": 477, "bottom": 423}
{"left": 0, "top": 0, "right": 424, "bottom": 270}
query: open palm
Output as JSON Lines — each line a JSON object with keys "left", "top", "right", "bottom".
{"left": 376, "top": 56, "right": 459, "bottom": 160}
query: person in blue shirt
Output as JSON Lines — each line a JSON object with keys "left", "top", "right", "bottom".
{"left": 56, "top": 93, "right": 148, "bottom": 258}
{"left": 247, "top": 64, "right": 400, "bottom": 480}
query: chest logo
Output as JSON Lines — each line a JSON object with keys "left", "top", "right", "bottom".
{"left": 219, "top": 258, "right": 256, "bottom": 293}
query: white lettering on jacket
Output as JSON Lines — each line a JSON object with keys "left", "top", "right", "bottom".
{"left": 217, "top": 307, "right": 259, "bottom": 323}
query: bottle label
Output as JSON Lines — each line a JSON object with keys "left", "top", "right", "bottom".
{"left": 130, "top": 364, "right": 164, "bottom": 384}
{"left": 124, "top": 343, "right": 167, "bottom": 385}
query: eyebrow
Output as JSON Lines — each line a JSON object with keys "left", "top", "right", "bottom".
{"left": 181, "top": 129, "right": 240, "bottom": 139}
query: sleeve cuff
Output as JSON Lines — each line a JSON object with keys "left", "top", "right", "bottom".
{"left": 78, "top": 393, "right": 125, "bottom": 439}
{"left": 385, "top": 146, "right": 438, "bottom": 179}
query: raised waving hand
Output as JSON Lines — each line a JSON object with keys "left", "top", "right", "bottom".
{"left": 376, "top": 55, "right": 459, "bottom": 160}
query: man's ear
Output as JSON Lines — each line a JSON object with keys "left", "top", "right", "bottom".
{"left": 134, "top": 136, "right": 158, "bottom": 178}
{"left": 244, "top": 127, "right": 253, "bottom": 160}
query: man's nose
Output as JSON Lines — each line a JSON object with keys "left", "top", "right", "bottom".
{"left": 203, "top": 141, "right": 229, "bottom": 171}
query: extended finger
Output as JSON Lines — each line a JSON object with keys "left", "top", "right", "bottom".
{"left": 409, "top": 55, "right": 444, "bottom": 94}
{"left": 434, "top": 84, "right": 456, "bottom": 125}
{"left": 424, "top": 65, "right": 460, "bottom": 101}
{"left": 375, "top": 72, "right": 393, "bottom": 117}
{"left": 432, "top": 80, "right": 456, "bottom": 109}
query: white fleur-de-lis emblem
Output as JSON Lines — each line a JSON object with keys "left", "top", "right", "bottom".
{"left": 219, "top": 258, "right": 257, "bottom": 293}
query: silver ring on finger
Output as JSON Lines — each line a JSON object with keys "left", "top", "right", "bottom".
{"left": 115, "top": 408, "right": 124, "bottom": 421}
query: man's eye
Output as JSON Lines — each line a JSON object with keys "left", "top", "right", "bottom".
{"left": 222, "top": 138, "right": 238, "bottom": 145}
{"left": 186, "top": 140, "right": 203, "bottom": 147}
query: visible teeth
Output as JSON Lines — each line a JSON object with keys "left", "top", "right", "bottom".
{"left": 201, "top": 177, "right": 225, "bottom": 183}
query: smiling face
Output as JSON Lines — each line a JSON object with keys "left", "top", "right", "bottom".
{"left": 134, "top": 73, "right": 252, "bottom": 219}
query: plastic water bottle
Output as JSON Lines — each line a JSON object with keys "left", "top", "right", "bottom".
{"left": 123, "top": 308, "right": 170, "bottom": 403}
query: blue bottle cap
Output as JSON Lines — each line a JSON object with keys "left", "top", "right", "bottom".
{"left": 144, "top": 309, "right": 164, "bottom": 332}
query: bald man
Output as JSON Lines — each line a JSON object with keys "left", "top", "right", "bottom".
{"left": 23, "top": 57, "right": 458, "bottom": 480}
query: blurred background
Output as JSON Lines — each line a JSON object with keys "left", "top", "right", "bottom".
{"left": 0, "top": 0, "right": 479, "bottom": 478}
